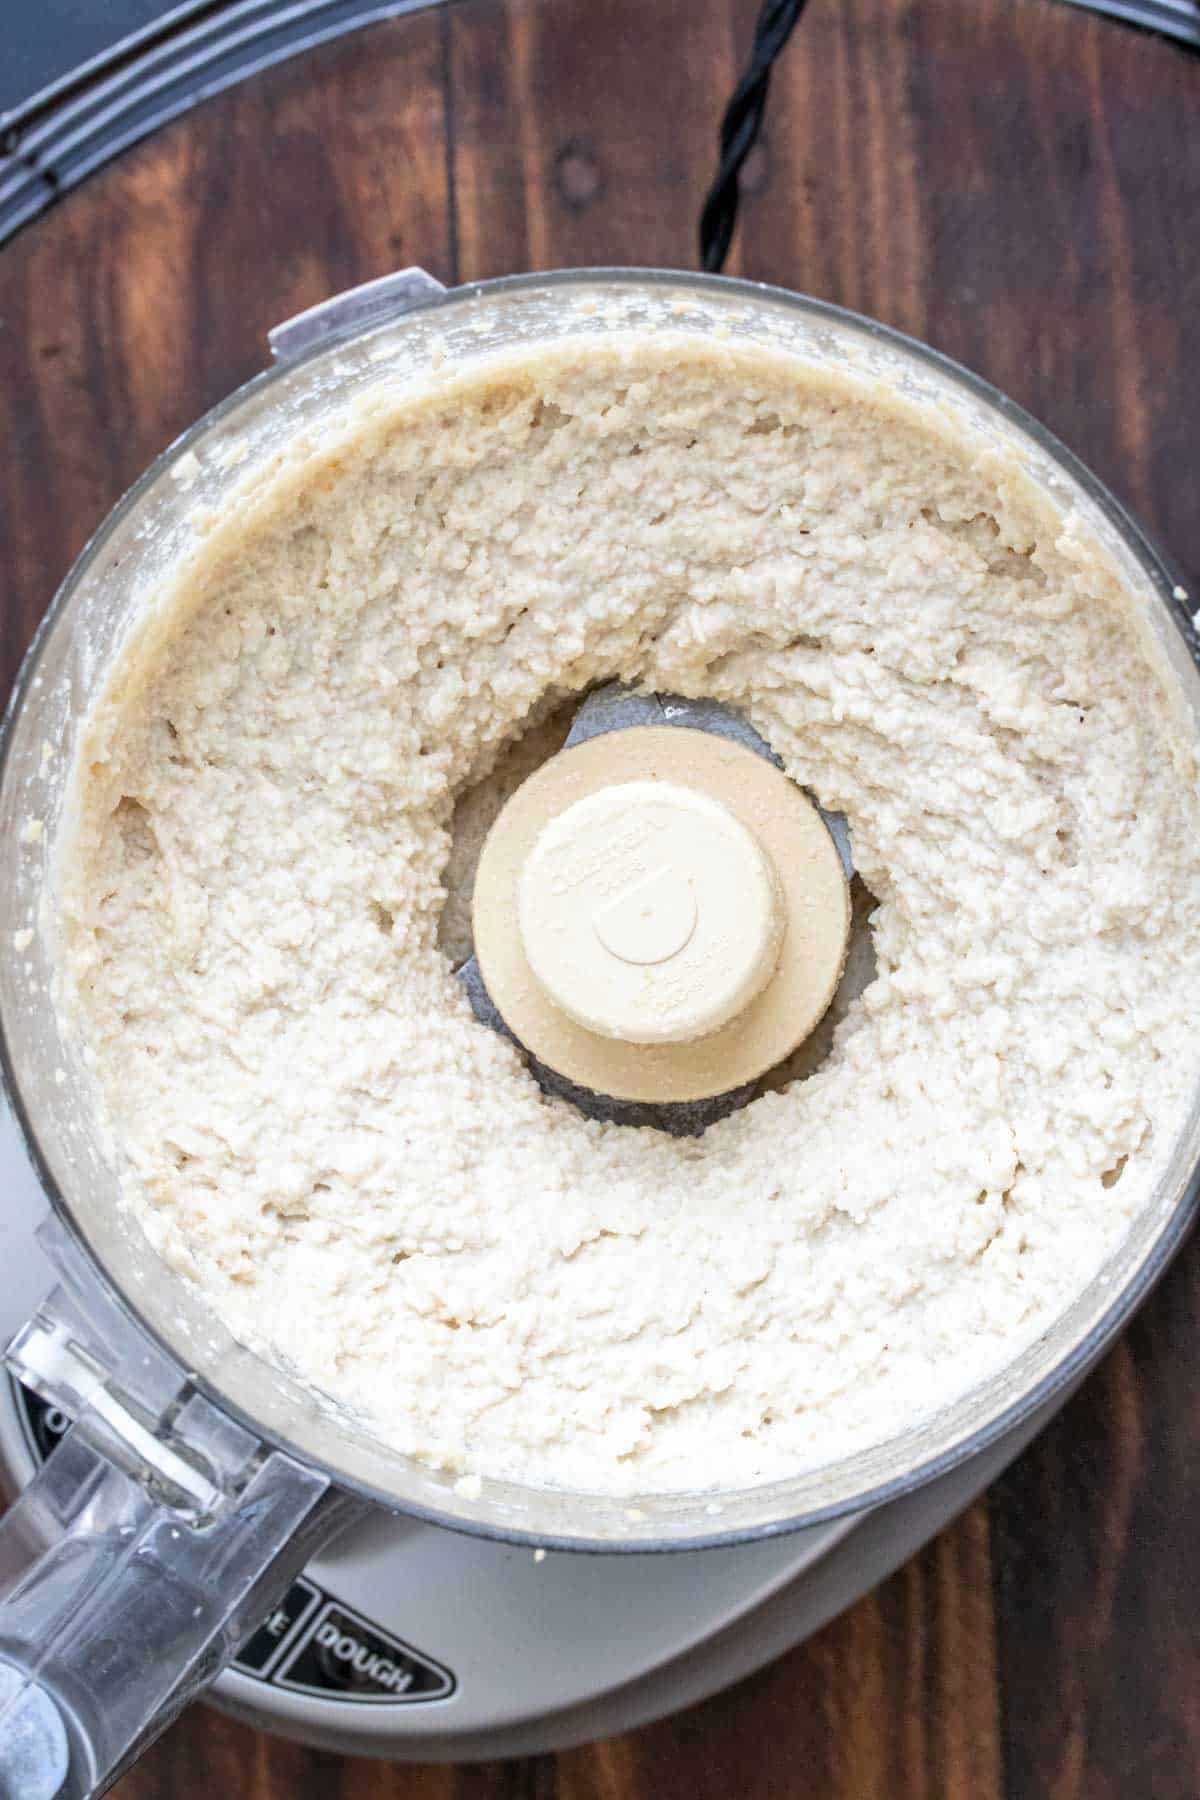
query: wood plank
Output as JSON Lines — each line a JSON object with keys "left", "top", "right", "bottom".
{"left": 447, "top": 0, "right": 738, "bottom": 278}
{"left": 0, "top": 7, "right": 453, "bottom": 678}
{"left": 734, "top": 0, "right": 930, "bottom": 339}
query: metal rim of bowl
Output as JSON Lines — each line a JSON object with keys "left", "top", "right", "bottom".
{"left": 2, "top": 266, "right": 1198, "bottom": 1554}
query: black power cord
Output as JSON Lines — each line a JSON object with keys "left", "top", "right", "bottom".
{"left": 699, "top": 0, "right": 811, "bottom": 273}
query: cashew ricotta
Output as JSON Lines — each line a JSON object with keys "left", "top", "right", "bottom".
{"left": 57, "top": 338, "right": 1200, "bottom": 1494}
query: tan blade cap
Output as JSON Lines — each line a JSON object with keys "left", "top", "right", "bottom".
{"left": 519, "top": 779, "right": 784, "bottom": 1045}
{"left": 472, "top": 726, "right": 850, "bottom": 1104}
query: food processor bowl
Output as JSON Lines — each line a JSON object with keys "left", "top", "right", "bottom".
{"left": 1, "top": 268, "right": 1198, "bottom": 1793}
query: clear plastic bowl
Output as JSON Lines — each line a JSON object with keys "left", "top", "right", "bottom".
{"left": 3, "top": 268, "right": 1199, "bottom": 1551}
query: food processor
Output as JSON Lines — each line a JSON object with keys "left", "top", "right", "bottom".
{"left": 0, "top": 267, "right": 1197, "bottom": 1797}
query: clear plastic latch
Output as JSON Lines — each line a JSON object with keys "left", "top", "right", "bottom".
{"left": 268, "top": 265, "right": 448, "bottom": 362}
{"left": 0, "top": 1218, "right": 351, "bottom": 1797}
{"left": 9, "top": 1310, "right": 227, "bottom": 1520}
{"left": 6, "top": 1215, "right": 262, "bottom": 1522}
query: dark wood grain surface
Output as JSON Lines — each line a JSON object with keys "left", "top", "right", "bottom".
{"left": 1, "top": 0, "right": 1197, "bottom": 1793}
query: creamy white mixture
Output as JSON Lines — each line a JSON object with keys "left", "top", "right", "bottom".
{"left": 57, "top": 337, "right": 1200, "bottom": 1495}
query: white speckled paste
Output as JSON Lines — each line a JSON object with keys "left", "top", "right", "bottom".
{"left": 55, "top": 336, "right": 1200, "bottom": 1494}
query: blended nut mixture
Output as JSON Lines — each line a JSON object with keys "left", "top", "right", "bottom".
{"left": 56, "top": 336, "right": 1200, "bottom": 1495}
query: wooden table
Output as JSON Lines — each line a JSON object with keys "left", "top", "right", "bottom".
{"left": 1, "top": 1, "right": 1198, "bottom": 1793}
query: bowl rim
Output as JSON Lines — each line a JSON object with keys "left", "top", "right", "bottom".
{"left": 3, "top": 265, "right": 1198, "bottom": 1553}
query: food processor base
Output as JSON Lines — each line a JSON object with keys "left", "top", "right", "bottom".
{"left": 0, "top": 1097, "right": 1065, "bottom": 1761}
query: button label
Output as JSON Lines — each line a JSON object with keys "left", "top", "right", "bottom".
{"left": 275, "top": 1600, "right": 455, "bottom": 1704}
{"left": 233, "top": 1576, "right": 321, "bottom": 1679}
